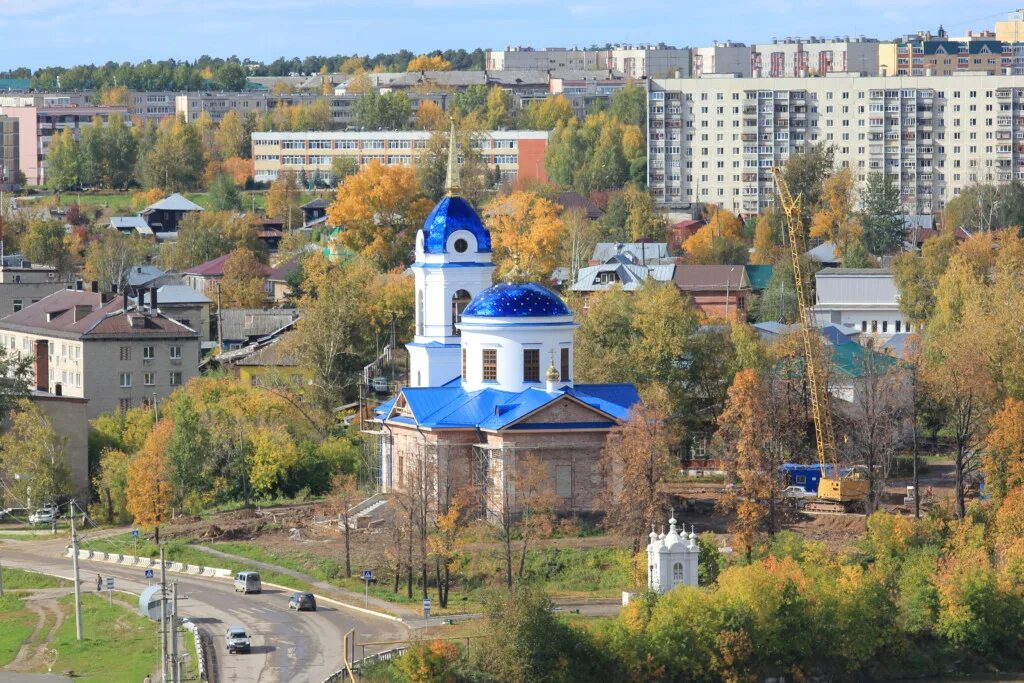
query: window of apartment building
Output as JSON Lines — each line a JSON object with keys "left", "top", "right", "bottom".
{"left": 170, "top": 346, "right": 182, "bottom": 360}
{"left": 523, "top": 349, "right": 540, "bottom": 383}
{"left": 169, "top": 372, "right": 183, "bottom": 386}
{"left": 144, "top": 372, "right": 155, "bottom": 386}
{"left": 119, "top": 372, "right": 132, "bottom": 388}
{"left": 482, "top": 349, "right": 497, "bottom": 381}
{"left": 119, "top": 346, "right": 131, "bottom": 361}
{"left": 143, "top": 345, "right": 154, "bottom": 360}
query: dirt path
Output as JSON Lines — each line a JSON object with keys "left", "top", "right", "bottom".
{"left": 7, "top": 588, "right": 70, "bottom": 673}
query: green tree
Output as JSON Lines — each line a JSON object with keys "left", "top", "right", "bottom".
{"left": 215, "top": 62, "right": 247, "bottom": 91}
{"left": 207, "top": 172, "right": 242, "bottom": 211}
{"left": 450, "top": 84, "right": 489, "bottom": 119}
{"left": 83, "top": 231, "right": 153, "bottom": 293}
{"left": 0, "top": 401, "right": 72, "bottom": 507}
{"left": 45, "top": 129, "right": 84, "bottom": 191}
{"left": 609, "top": 83, "right": 647, "bottom": 127}
{"left": 141, "top": 115, "right": 206, "bottom": 191}
{"left": 329, "top": 156, "right": 358, "bottom": 185}
{"left": 861, "top": 173, "right": 904, "bottom": 255}
{"left": 23, "top": 219, "right": 74, "bottom": 274}
{"left": 891, "top": 230, "right": 956, "bottom": 326}
{"left": 353, "top": 91, "right": 412, "bottom": 130}
{"left": 159, "top": 211, "right": 235, "bottom": 270}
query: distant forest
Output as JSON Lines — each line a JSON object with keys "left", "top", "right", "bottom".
{"left": 0, "top": 49, "right": 487, "bottom": 91}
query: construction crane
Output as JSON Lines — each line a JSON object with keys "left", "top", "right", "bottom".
{"left": 771, "top": 167, "right": 868, "bottom": 513}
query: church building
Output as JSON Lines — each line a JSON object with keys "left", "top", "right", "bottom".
{"left": 372, "top": 126, "right": 640, "bottom": 518}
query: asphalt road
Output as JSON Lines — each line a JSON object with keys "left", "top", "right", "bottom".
{"left": 0, "top": 537, "right": 407, "bottom": 683}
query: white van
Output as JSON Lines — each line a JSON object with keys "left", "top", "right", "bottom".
{"left": 233, "top": 571, "right": 262, "bottom": 594}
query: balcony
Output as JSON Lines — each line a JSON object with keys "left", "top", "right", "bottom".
{"left": 997, "top": 89, "right": 1012, "bottom": 99}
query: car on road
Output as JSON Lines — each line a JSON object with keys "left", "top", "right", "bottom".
{"left": 225, "top": 626, "right": 251, "bottom": 654}
{"left": 28, "top": 509, "right": 56, "bottom": 524}
{"left": 0, "top": 507, "right": 28, "bottom": 522}
{"left": 288, "top": 591, "right": 316, "bottom": 611}
{"left": 370, "top": 376, "right": 389, "bottom": 394}
{"left": 233, "top": 571, "right": 262, "bottom": 594}
{"left": 782, "top": 486, "right": 815, "bottom": 499}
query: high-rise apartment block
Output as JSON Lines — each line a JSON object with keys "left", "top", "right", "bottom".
{"left": 692, "top": 38, "right": 882, "bottom": 77}
{"left": 648, "top": 73, "right": 1024, "bottom": 216}
{"left": 0, "top": 115, "right": 18, "bottom": 189}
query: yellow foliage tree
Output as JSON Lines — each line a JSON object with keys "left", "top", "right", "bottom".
{"left": 214, "top": 110, "right": 247, "bottom": 160}
{"left": 130, "top": 188, "right": 164, "bottom": 212}
{"left": 99, "top": 84, "right": 130, "bottom": 106}
{"left": 339, "top": 57, "right": 365, "bottom": 74}
{"left": 751, "top": 211, "right": 780, "bottom": 264}
{"left": 345, "top": 71, "right": 373, "bottom": 94}
{"left": 415, "top": 100, "right": 447, "bottom": 131}
{"left": 126, "top": 420, "right": 173, "bottom": 540}
{"left": 326, "top": 160, "right": 433, "bottom": 269}
{"left": 484, "top": 191, "right": 564, "bottom": 281}
{"left": 683, "top": 204, "right": 744, "bottom": 263}
{"left": 809, "top": 167, "right": 863, "bottom": 256}
{"left": 407, "top": 54, "right": 452, "bottom": 71}
{"left": 219, "top": 248, "right": 267, "bottom": 308}
{"left": 248, "top": 426, "right": 301, "bottom": 494}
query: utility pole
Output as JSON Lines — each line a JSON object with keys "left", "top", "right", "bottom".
{"left": 215, "top": 282, "right": 224, "bottom": 351}
{"left": 69, "top": 500, "right": 83, "bottom": 641}
{"left": 160, "top": 544, "right": 168, "bottom": 683}
{"left": 171, "top": 582, "right": 179, "bottom": 683}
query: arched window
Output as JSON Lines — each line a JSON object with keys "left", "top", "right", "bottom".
{"left": 673, "top": 562, "right": 684, "bottom": 584}
{"left": 416, "top": 290, "right": 424, "bottom": 337}
{"left": 451, "top": 290, "right": 471, "bottom": 336}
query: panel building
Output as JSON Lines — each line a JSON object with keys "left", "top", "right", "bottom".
{"left": 252, "top": 130, "right": 549, "bottom": 184}
{"left": 693, "top": 37, "right": 882, "bottom": 77}
{"left": 648, "top": 72, "right": 1024, "bottom": 216}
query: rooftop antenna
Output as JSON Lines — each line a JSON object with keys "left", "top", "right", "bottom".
{"left": 444, "top": 117, "right": 460, "bottom": 196}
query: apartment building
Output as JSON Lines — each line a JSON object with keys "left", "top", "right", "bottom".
{"left": 880, "top": 30, "right": 1024, "bottom": 77}
{"left": 648, "top": 72, "right": 1024, "bottom": 216}
{"left": 0, "top": 99, "right": 129, "bottom": 186}
{"left": 175, "top": 92, "right": 269, "bottom": 123}
{"left": 0, "top": 256, "right": 76, "bottom": 318}
{"left": 487, "top": 45, "right": 689, "bottom": 77}
{"left": 251, "top": 130, "right": 549, "bottom": 184}
{"left": 0, "top": 288, "right": 200, "bottom": 418}
{"left": 0, "top": 115, "right": 17, "bottom": 189}
{"left": 693, "top": 37, "right": 881, "bottom": 78}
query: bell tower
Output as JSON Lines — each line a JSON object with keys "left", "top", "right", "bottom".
{"left": 407, "top": 120, "right": 494, "bottom": 388}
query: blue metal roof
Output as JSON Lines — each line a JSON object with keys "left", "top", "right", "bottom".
{"left": 463, "top": 282, "right": 570, "bottom": 318}
{"left": 385, "top": 382, "right": 639, "bottom": 431}
{"left": 421, "top": 195, "right": 491, "bottom": 254}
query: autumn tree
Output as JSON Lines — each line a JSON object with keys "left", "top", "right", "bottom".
{"left": 159, "top": 211, "right": 236, "bottom": 271}
{"left": 141, "top": 115, "right": 206, "bottom": 191}
{"left": 809, "top": 167, "right": 863, "bottom": 257}
{"left": 715, "top": 369, "right": 789, "bottom": 557}
{"left": 83, "top": 231, "right": 153, "bottom": 293}
{"left": 215, "top": 110, "right": 247, "bottom": 160}
{"left": 600, "top": 394, "right": 675, "bottom": 553}
{"left": 415, "top": 99, "right": 447, "bottom": 131}
{"left": 407, "top": 54, "right": 452, "bottom": 71}
{"left": 98, "top": 83, "right": 130, "bottom": 106}
{"left": 91, "top": 448, "right": 132, "bottom": 524}
{"left": 484, "top": 191, "right": 563, "bottom": 281}
{"left": 46, "top": 129, "right": 84, "bottom": 191}
{"left": 598, "top": 185, "right": 669, "bottom": 244}
{"left": 126, "top": 420, "right": 173, "bottom": 543}
{"left": 218, "top": 248, "right": 267, "bottom": 308}
{"left": 429, "top": 491, "right": 467, "bottom": 608}
{"left": 985, "top": 398, "right": 1024, "bottom": 500}
{"left": 486, "top": 86, "right": 514, "bottom": 128}
{"left": 0, "top": 400, "right": 71, "bottom": 508}
{"left": 684, "top": 204, "right": 745, "bottom": 263}
{"left": 326, "top": 160, "right": 433, "bottom": 269}
{"left": 524, "top": 95, "right": 575, "bottom": 130}
{"left": 891, "top": 230, "right": 956, "bottom": 326}
{"left": 558, "top": 207, "right": 601, "bottom": 287}
{"left": 265, "top": 170, "right": 303, "bottom": 229}
{"left": 417, "top": 120, "right": 492, "bottom": 203}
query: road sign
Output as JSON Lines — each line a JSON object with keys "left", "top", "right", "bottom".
{"left": 361, "top": 569, "right": 373, "bottom": 581}
{"left": 130, "top": 529, "right": 140, "bottom": 538}
{"left": 106, "top": 577, "right": 114, "bottom": 590}
{"left": 423, "top": 598, "right": 431, "bottom": 619}
{"left": 144, "top": 569, "right": 154, "bottom": 579}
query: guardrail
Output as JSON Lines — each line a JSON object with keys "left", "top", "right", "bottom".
{"left": 64, "top": 547, "right": 233, "bottom": 579}
{"left": 181, "top": 619, "right": 209, "bottom": 681}
{"left": 322, "top": 647, "right": 408, "bottom": 682}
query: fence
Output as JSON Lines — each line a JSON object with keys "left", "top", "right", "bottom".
{"left": 64, "top": 547, "right": 233, "bottom": 579}
{"left": 181, "top": 619, "right": 209, "bottom": 681}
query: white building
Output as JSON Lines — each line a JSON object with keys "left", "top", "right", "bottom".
{"left": 812, "top": 268, "right": 910, "bottom": 340}
{"left": 647, "top": 515, "right": 700, "bottom": 593}
{"left": 649, "top": 72, "right": 1024, "bottom": 215}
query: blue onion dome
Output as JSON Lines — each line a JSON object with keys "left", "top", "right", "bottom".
{"left": 421, "top": 195, "right": 492, "bottom": 254}
{"left": 462, "top": 282, "right": 570, "bottom": 318}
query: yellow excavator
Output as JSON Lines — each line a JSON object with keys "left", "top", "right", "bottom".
{"left": 772, "top": 167, "right": 868, "bottom": 513}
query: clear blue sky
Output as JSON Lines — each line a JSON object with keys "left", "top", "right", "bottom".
{"left": 0, "top": 0, "right": 1016, "bottom": 70}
